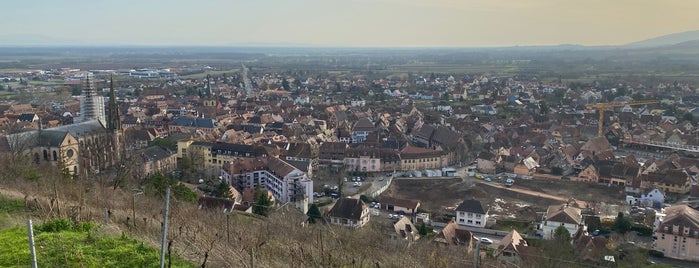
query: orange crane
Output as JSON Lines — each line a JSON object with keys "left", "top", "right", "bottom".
{"left": 584, "top": 100, "right": 658, "bottom": 137}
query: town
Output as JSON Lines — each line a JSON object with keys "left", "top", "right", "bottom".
{"left": 1, "top": 43, "right": 699, "bottom": 267}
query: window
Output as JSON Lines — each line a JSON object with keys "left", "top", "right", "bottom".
{"left": 459, "top": 219, "right": 464, "bottom": 223}
{"left": 468, "top": 213, "right": 473, "bottom": 217}
{"left": 476, "top": 221, "right": 481, "bottom": 225}
{"left": 467, "top": 220, "right": 473, "bottom": 224}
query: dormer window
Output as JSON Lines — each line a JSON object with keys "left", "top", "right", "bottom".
{"left": 664, "top": 226, "right": 669, "bottom": 232}
{"left": 694, "top": 231, "right": 698, "bottom": 237}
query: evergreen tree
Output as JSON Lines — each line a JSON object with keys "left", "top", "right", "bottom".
{"left": 614, "top": 212, "right": 632, "bottom": 234}
{"left": 253, "top": 185, "right": 272, "bottom": 216}
{"left": 553, "top": 225, "right": 571, "bottom": 243}
{"left": 212, "top": 181, "right": 232, "bottom": 199}
{"left": 418, "top": 222, "right": 428, "bottom": 236}
{"left": 307, "top": 203, "right": 322, "bottom": 224}
{"left": 282, "top": 78, "right": 290, "bottom": 91}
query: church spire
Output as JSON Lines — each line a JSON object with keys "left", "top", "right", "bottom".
{"left": 107, "top": 75, "right": 121, "bottom": 131}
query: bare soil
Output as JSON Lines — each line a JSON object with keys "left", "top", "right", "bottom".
{"left": 382, "top": 177, "right": 624, "bottom": 223}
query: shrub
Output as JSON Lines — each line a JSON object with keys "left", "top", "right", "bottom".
{"left": 648, "top": 250, "right": 664, "bottom": 258}
{"left": 37, "top": 218, "right": 73, "bottom": 233}
{"left": 75, "top": 221, "right": 96, "bottom": 233}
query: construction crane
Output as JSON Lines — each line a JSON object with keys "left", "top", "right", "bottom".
{"left": 584, "top": 100, "right": 659, "bottom": 137}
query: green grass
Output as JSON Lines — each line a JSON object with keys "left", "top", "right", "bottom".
{"left": 0, "top": 196, "right": 26, "bottom": 228}
{"left": 492, "top": 219, "right": 534, "bottom": 235}
{"left": 0, "top": 225, "right": 195, "bottom": 268}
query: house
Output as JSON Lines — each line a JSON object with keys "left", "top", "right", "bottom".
{"left": 578, "top": 137, "right": 615, "bottom": 161}
{"left": 169, "top": 116, "right": 217, "bottom": 134}
{"left": 197, "top": 196, "right": 235, "bottom": 213}
{"left": 392, "top": 217, "right": 420, "bottom": 241}
{"left": 17, "top": 113, "right": 39, "bottom": 123}
{"left": 476, "top": 151, "right": 497, "bottom": 174}
{"left": 653, "top": 205, "right": 699, "bottom": 261}
{"left": 539, "top": 204, "right": 585, "bottom": 240}
{"left": 455, "top": 199, "right": 488, "bottom": 228}
{"left": 434, "top": 221, "right": 474, "bottom": 252}
{"left": 351, "top": 118, "right": 375, "bottom": 143}
{"left": 377, "top": 196, "right": 420, "bottom": 215}
{"left": 138, "top": 146, "right": 178, "bottom": 177}
{"left": 399, "top": 145, "right": 448, "bottom": 171}
{"left": 573, "top": 229, "right": 609, "bottom": 261}
{"left": 327, "top": 198, "right": 370, "bottom": 228}
{"left": 570, "top": 165, "right": 598, "bottom": 183}
{"left": 494, "top": 230, "right": 530, "bottom": 267}
{"left": 318, "top": 142, "right": 347, "bottom": 168}
{"left": 640, "top": 188, "right": 665, "bottom": 209}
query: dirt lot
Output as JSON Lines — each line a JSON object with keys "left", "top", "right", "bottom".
{"left": 383, "top": 178, "right": 544, "bottom": 222}
{"left": 382, "top": 177, "right": 626, "bottom": 223}
{"left": 512, "top": 179, "right": 626, "bottom": 205}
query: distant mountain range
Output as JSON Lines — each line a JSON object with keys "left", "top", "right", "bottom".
{"left": 1, "top": 30, "right": 699, "bottom": 49}
{"left": 624, "top": 30, "right": 699, "bottom": 48}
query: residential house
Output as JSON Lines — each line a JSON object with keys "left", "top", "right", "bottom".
{"left": 138, "top": 146, "right": 177, "bottom": 176}
{"left": 197, "top": 196, "right": 236, "bottom": 213}
{"left": 494, "top": 230, "right": 530, "bottom": 267}
{"left": 539, "top": 204, "right": 585, "bottom": 240}
{"left": 570, "top": 164, "right": 598, "bottom": 183}
{"left": 318, "top": 142, "right": 347, "bottom": 169}
{"left": 642, "top": 169, "right": 693, "bottom": 194}
{"left": 455, "top": 199, "right": 489, "bottom": 228}
{"left": 17, "top": 113, "right": 39, "bottom": 123}
{"left": 351, "top": 118, "right": 375, "bottom": 143}
{"left": 392, "top": 217, "right": 420, "bottom": 241}
{"left": 653, "top": 205, "right": 699, "bottom": 261}
{"left": 344, "top": 147, "right": 382, "bottom": 173}
{"left": 399, "top": 145, "right": 448, "bottom": 171}
{"left": 640, "top": 188, "right": 665, "bottom": 209}
{"left": 578, "top": 137, "right": 615, "bottom": 161}
{"left": 377, "top": 196, "right": 420, "bottom": 215}
{"left": 327, "top": 197, "right": 370, "bottom": 228}
{"left": 169, "top": 116, "right": 217, "bottom": 134}
{"left": 573, "top": 229, "right": 609, "bottom": 261}
{"left": 477, "top": 151, "right": 497, "bottom": 174}
{"left": 434, "top": 221, "right": 475, "bottom": 252}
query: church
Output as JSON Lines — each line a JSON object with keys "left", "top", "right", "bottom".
{"left": 1, "top": 74, "right": 123, "bottom": 178}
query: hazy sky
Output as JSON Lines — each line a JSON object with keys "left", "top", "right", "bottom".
{"left": 2, "top": 0, "right": 697, "bottom": 47}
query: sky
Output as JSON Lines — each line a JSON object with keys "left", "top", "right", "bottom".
{"left": 2, "top": 0, "right": 698, "bottom": 47}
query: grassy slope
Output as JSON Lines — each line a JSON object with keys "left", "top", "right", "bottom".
{"left": 0, "top": 197, "right": 194, "bottom": 268}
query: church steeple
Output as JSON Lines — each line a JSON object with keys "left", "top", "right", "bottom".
{"left": 107, "top": 75, "right": 121, "bottom": 131}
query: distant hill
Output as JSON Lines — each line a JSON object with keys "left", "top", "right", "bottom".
{"left": 625, "top": 30, "right": 699, "bottom": 48}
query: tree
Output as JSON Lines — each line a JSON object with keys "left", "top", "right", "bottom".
{"left": 212, "top": 181, "right": 232, "bottom": 199}
{"left": 614, "top": 212, "right": 632, "bottom": 234}
{"left": 142, "top": 173, "right": 197, "bottom": 202}
{"left": 553, "top": 225, "right": 571, "bottom": 243}
{"left": 307, "top": 203, "right": 322, "bottom": 224}
{"left": 682, "top": 112, "right": 694, "bottom": 123}
{"left": 252, "top": 185, "right": 272, "bottom": 216}
{"left": 282, "top": 79, "right": 290, "bottom": 91}
{"left": 418, "top": 222, "right": 428, "bottom": 236}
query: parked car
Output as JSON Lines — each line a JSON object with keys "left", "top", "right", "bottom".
{"left": 484, "top": 177, "right": 492, "bottom": 182}
{"left": 480, "top": 237, "right": 493, "bottom": 244}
